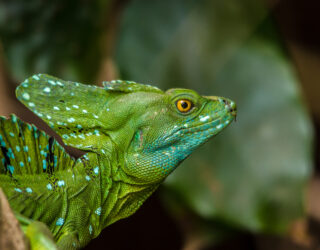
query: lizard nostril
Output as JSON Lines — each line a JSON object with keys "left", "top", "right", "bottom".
{"left": 225, "top": 100, "right": 237, "bottom": 114}
{"left": 221, "top": 99, "right": 232, "bottom": 110}
{"left": 222, "top": 99, "right": 228, "bottom": 105}
{"left": 228, "top": 102, "right": 237, "bottom": 119}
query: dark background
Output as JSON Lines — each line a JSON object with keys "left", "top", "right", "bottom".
{"left": 1, "top": 0, "right": 320, "bottom": 249}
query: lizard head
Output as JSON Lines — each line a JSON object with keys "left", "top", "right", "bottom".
{"left": 122, "top": 88, "right": 237, "bottom": 184}
{"left": 16, "top": 74, "right": 236, "bottom": 185}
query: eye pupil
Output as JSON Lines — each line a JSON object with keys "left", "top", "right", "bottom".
{"left": 176, "top": 99, "right": 194, "bottom": 113}
{"left": 181, "top": 101, "right": 189, "bottom": 109}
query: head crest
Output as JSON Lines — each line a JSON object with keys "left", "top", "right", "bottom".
{"left": 102, "top": 80, "right": 162, "bottom": 94}
{"left": 16, "top": 74, "right": 164, "bottom": 153}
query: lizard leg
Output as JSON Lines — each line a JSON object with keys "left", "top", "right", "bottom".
{"left": 16, "top": 213, "right": 58, "bottom": 250}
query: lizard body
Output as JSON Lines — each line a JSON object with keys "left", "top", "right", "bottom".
{"left": 0, "top": 74, "right": 236, "bottom": 249}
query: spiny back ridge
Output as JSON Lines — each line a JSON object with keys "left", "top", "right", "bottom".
{"left": 0, "top": 115, "right": 75, "bottom": 176}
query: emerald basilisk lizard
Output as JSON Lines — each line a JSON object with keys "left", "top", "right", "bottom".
{"left": 0, "top": 74, "right": 236, "bottom": 249}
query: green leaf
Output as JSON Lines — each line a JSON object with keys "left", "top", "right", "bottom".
{"left": 115, "top": 0, "right": 313, "bottom": 234}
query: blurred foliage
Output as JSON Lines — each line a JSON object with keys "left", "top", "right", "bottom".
{"left": 115, "top": 0, "right": 313, "bottom": 237}
{"left": 0, "top": 0, "right": 315, "bottom": 246}
{"left": 0, "top": 0, "right": 112, "bottom": 83}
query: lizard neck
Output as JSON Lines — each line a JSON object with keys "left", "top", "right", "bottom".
{"left": 97, "top": 152, "right": 159, "bottom": 229}
{"left": 78, "top": 143, "right": 159, "bottom": 238}
{"left": 50, "top": 137, "right": 160, "bottom": 247}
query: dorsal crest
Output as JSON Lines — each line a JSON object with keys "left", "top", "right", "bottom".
{"left": 102, "top": 80, "right": 162, "bottom": 94}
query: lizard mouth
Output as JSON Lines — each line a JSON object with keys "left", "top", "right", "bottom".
{"left": 182, "top": 117, "right": 232, "bottom": 134}
{"left": 163, "top": 111, "right": 235, "bottom": 143}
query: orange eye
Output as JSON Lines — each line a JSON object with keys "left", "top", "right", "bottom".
{"left": 176, "top": 99, "right": 193, "bottom": 113}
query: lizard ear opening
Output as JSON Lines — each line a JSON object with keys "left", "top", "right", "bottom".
{"left": 16, "top": 74, "right": 111, "bottom": 152}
